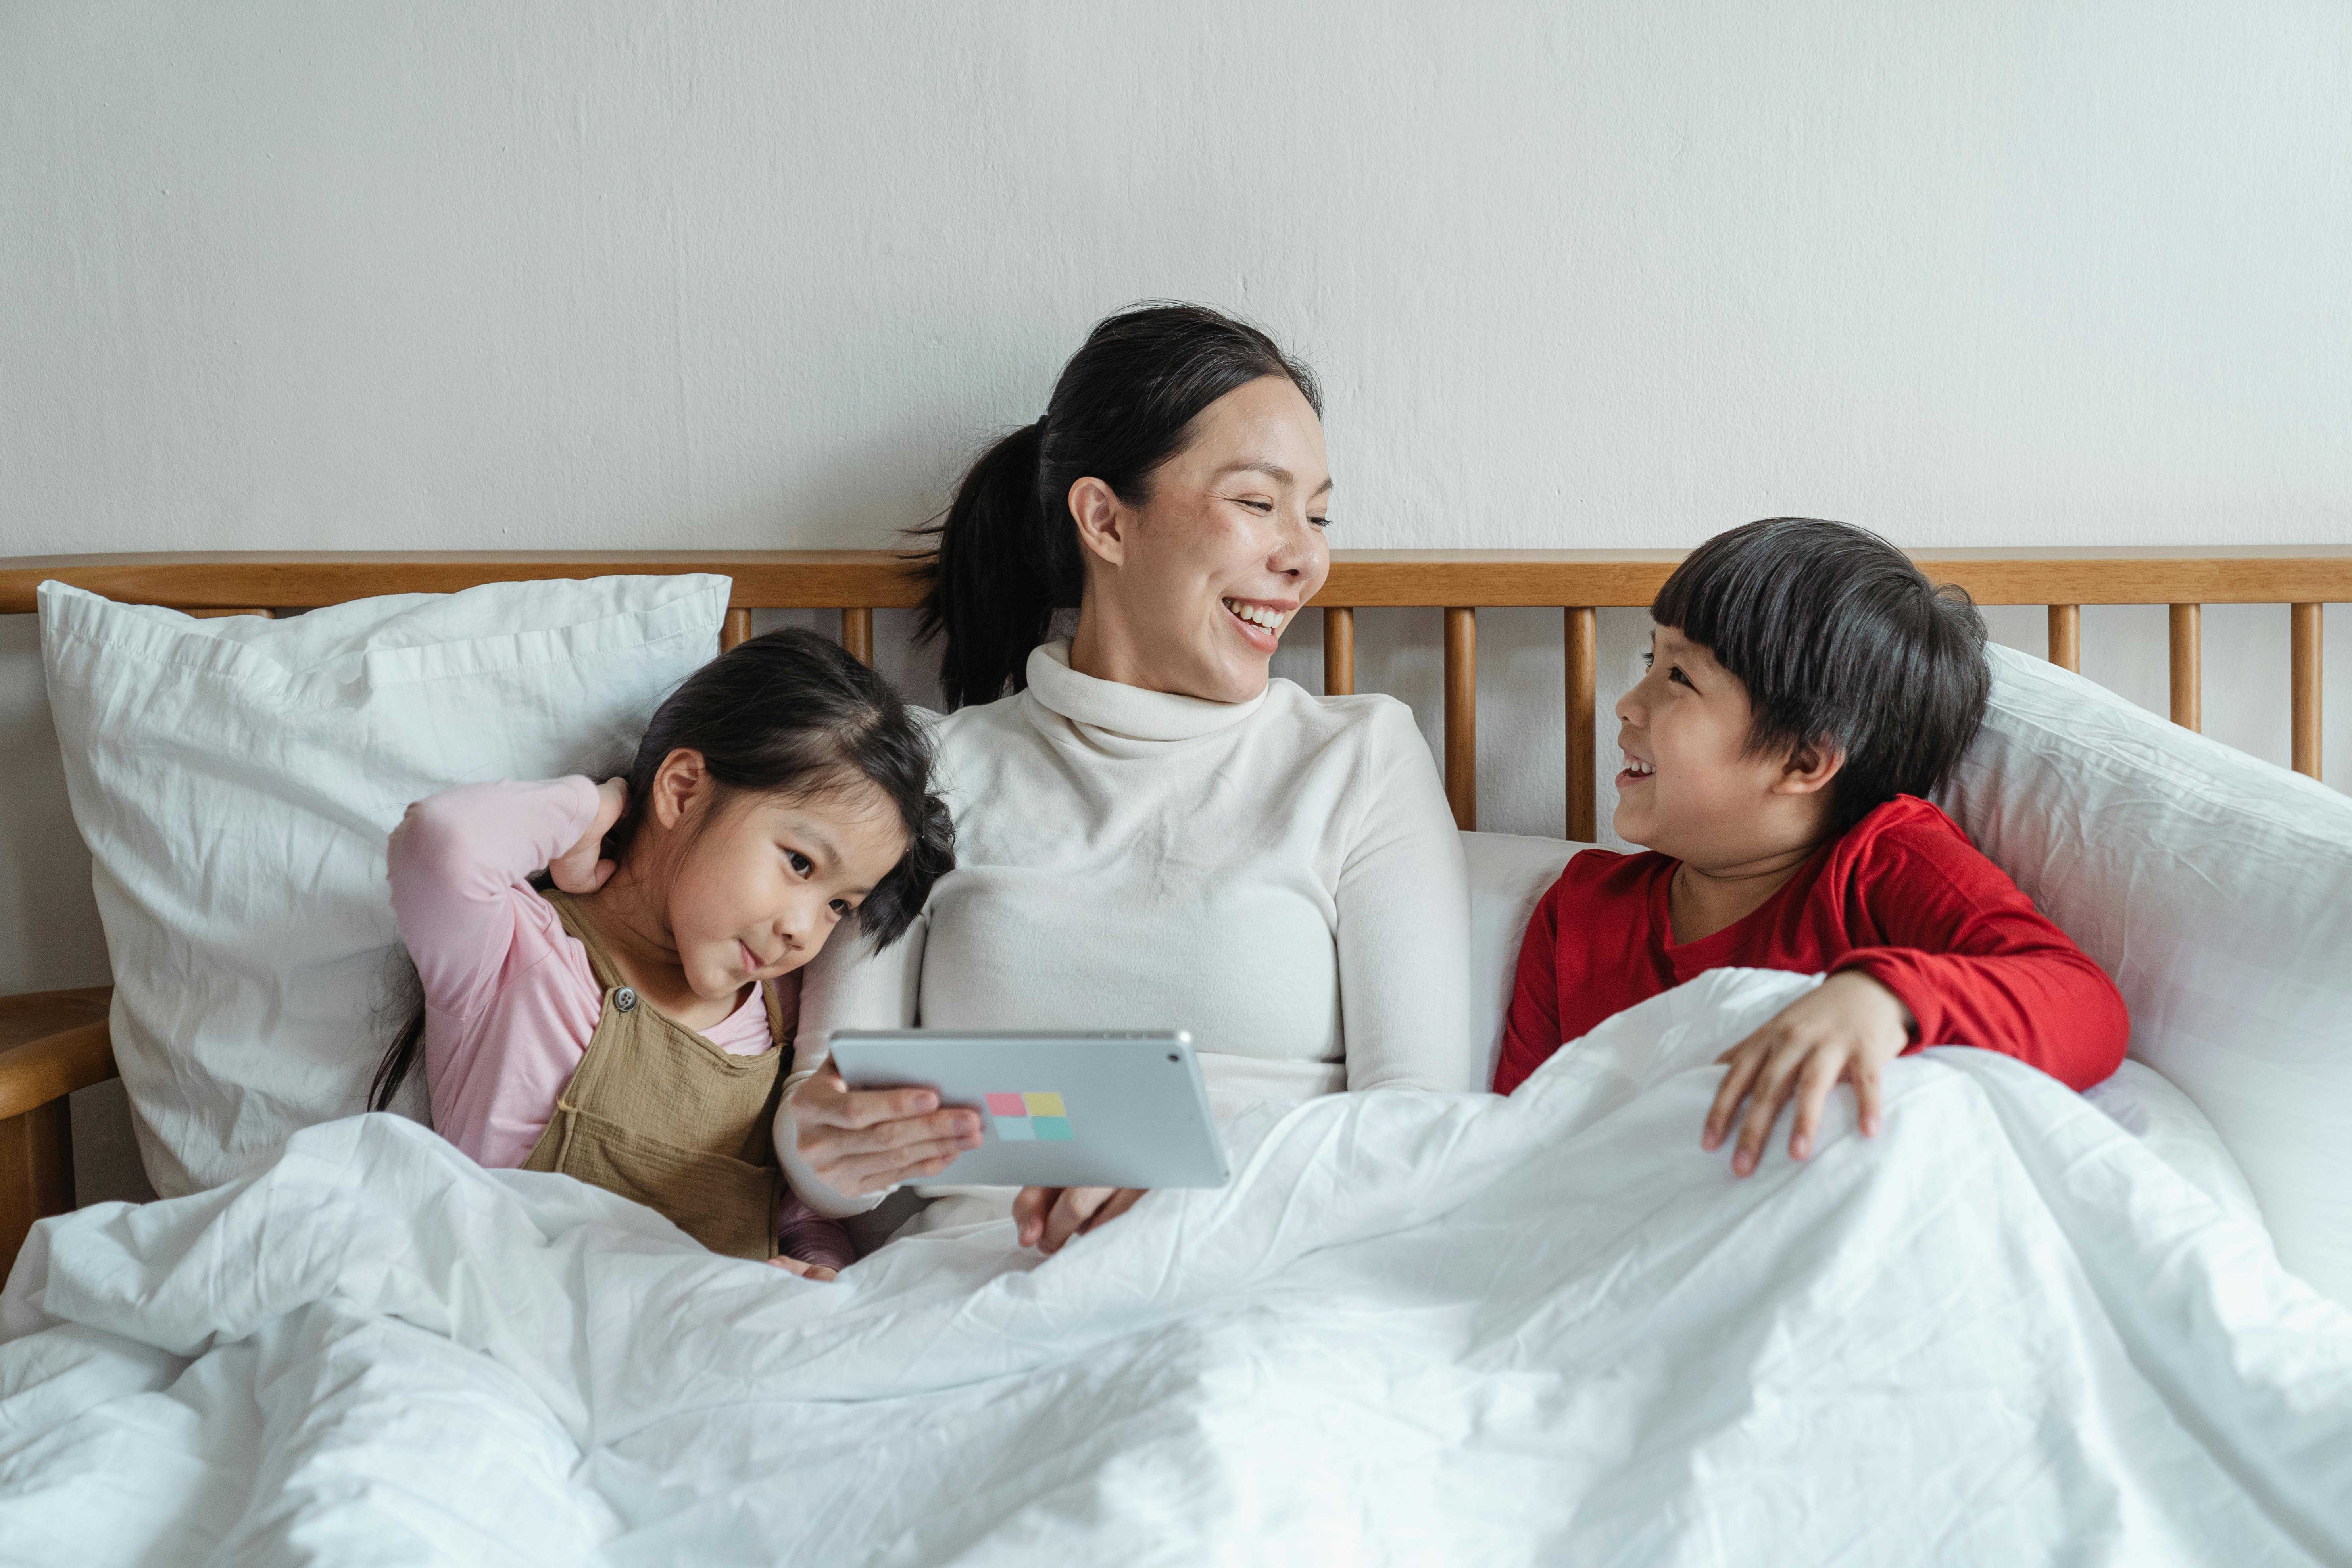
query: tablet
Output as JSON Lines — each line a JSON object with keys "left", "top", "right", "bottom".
{"left": 825, "top": 1030, "right": 1231, "bottom": 1189}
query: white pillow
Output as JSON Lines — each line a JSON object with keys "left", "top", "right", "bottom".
{"left": 1937, "top": 643, "right": 2352, "bottom": 1309}
{"left": 40, "top": 575, "right": 729, "bottom": 1197}
{"left": 1462, "top": 832, "right": 1586, "bottom": 1091}
{"left": 2081, "top": 1061, "right": 2264, "bottom": 1232}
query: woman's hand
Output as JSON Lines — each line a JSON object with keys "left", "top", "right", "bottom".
{"left": 1703, "top": 971, "right": 1913, "bottom": 1177}
{"left": 790, "top": 1070, "right": 984, "bottom": 1197}
{"left": 1013, "top": 1186, "right": 1147, "bottom": 1254}
{"left": 549, "top": 777, "right": 629, "bottom": 893}
{"left": 764, "top": 1254, "right": 838, "bottom": 1282}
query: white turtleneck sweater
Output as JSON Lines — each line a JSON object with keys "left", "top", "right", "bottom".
{"left": 778, "top": 640, "right": 1473, "bottom": 1219}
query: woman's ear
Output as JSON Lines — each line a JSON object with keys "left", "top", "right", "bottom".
{"left": 1067, "top": 477, "right": 1128, "bottom": 570}
{"left": 648, "top": 749, "right": 711, "bottom": 830}
{"left": 1773, "top": 739, "right": 1846, "bottom": 797}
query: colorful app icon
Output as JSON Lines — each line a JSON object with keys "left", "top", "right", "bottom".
{"left": 986, "top": 1091, "right": 1072, "bottom": 1142}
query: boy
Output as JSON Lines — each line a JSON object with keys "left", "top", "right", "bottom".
{"left": 1494, "top": 518, "right": 2127, "bottom": 1176}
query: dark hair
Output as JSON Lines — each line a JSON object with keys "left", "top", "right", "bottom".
{"left": 368, "top": 626, "right": 954, "bottom": 1113}
{"left": 1650, "top": 517, "right": 1990, "bottom": 835}
{"left": 914, "top": 301, "right": 1323, "bottom": 710}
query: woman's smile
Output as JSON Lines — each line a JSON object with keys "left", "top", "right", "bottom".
{"left": 1220, "top": 596, "right": 1296, "bottom": 653}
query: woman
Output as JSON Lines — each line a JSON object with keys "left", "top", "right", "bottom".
{"left": 775, "top": 303, "right": 1473, "bottom": 1252}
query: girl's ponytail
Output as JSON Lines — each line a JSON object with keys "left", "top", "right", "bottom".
{"left": 915, "top": 302, "right": 1321, "bottom": 711}
{"left": 920, "top": 419, "right": 1074, "bottom": 712}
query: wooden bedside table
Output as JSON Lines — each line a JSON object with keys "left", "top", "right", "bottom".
{"left": 0, "top": 985, "right": 116, "bottom": 1275}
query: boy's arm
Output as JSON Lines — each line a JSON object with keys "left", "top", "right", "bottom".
{"left": 1832, "top": 823, "right": 2129, "bottom": 1092}
{"left": 1493, "top": 876, "right": 1568, "bottom": 1095}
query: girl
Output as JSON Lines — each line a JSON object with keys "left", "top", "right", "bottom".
{"left": 371, "top": 626, "right": 959, "bottom": 1278}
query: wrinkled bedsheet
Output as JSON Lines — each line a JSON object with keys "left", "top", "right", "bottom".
{"left": 4, "top": 969, "right": 2349, "bottom": 1567}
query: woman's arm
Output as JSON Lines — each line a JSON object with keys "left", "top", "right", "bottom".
{"left": 774, "top": 912, "right": 980, "bottom": 1217}
{"left": 789, "top": 909, "right": 930, "bottom": 1076}
{"left": 1334, "top": 702, "right": 1476, "bottom": 1093}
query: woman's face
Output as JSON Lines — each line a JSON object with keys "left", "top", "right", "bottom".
{"left": 1066, "top": 375, "right": 1332, "bottom": 704}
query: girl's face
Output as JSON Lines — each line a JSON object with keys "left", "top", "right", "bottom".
{"left": 648, "top": 758, "right": 909, "bottom": 1001}
{"left": 1066, "top": 375, "right": 1332, "bottom": 704}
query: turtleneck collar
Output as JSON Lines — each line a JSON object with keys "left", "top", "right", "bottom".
{"left": 1022, "top": 640, "right": 1269, "bottom": 744}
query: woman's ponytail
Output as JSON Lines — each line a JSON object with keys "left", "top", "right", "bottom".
{"left": 919, "top": 419, "right": 1075, "bottom": 712}
{"left": 915, "top": 302, "right": 1321, "bottom": 711}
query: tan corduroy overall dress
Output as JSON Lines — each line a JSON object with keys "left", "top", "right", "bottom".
{"left": 521, "top": 890, "right": 790, "bottom": 1260}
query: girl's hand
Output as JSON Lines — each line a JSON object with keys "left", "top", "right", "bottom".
{"left": 790, "top": 1070, "right": 984, "bottom": 1197}
{"left": 549, "top": 778, "right": 628, "bottom": 893}
{"left": 1013, "top": 1186, "right": 1146, "bottom": 1254}
{"left": 1702, "top": 971, "right": 1914, "bottom": 1177}
{"left": 764, "top": 1254, "right": 838, "bottom": 1282}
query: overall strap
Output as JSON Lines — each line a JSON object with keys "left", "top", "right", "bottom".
{"left": 522, "top": 889, "right": 787, "bottom": 1258}
{"left": 541, "top": 888, "right": 630, "bottom": 993}
{"left": 546, "top": 888, "right": 790, "bottom": 1057}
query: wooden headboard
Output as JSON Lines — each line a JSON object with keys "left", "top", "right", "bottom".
{"left": 5, "top": 546, "right": 2345, "bottom": 839}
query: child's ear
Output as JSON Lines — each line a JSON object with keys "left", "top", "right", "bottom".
{"left": 649, "top": 748, "right": 711, "bottom": 830}
{"left": 1772, "top": 739, "right": 1845, "bottom": 797}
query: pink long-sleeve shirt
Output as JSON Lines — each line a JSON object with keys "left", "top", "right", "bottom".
{"left": 386, "top": 777, "right": 786, "bottom": 1169}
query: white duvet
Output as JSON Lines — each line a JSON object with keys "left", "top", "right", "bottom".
{"left": 4, "top": 970, "right": 2350, "bottom": 1567}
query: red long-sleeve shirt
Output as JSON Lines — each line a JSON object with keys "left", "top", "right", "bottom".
{"left": 1492, "top": 795, "right": 2128, "bottom": 1096}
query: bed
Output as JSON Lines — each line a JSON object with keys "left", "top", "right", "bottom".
{"left": 1, "top": 548, "right": 2348, "bottom": 1566}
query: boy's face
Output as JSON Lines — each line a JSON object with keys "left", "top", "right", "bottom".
{"left": 1612, "top": 624, "right": 1834, "bottom": 867}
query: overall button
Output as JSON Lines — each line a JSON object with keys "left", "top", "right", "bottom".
{"left": 613, "top": 986, "right": 638, "bottom": 1013}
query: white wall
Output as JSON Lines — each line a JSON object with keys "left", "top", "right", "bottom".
{"left": 5, "top": 0, "right": 2350, "bottom": 1015}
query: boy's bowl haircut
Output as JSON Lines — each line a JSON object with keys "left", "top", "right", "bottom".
{"left": 1651, "top": 518, "right": 1990, "bottom": 834}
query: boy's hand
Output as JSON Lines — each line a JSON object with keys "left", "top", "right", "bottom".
{"left": 1703, "top": 972, "right": 1914, "bottom": 1177}
{"left": 1013, "top": 1186, "right": 1146, "bottom": 1254}
{"left": 549, "top": 777, "right": 629, "bottom": 893}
